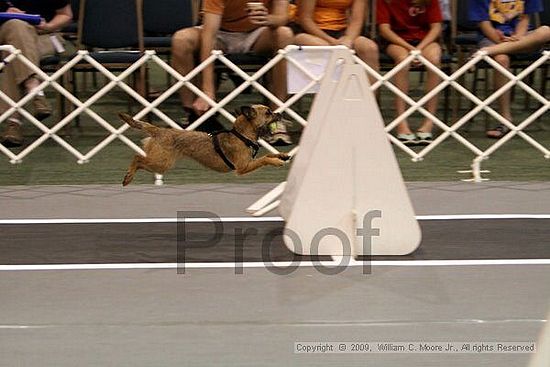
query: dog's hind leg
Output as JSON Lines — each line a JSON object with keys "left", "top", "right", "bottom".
{"left": 122, "top": 154, "right": 170, "bottom": 186}
{"left": 122, "top": 155, "right": 144, "bottom": 186}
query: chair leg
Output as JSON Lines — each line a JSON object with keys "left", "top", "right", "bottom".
{"left": 542, "top": 64, "right": 548, "bottom": 98}
{"left": 71, "top": 69, "right": 81, "bottom": 127}
{"left": 484, "top": 68, "right": 489, "bottom": 129}
{"left": 452, "top": 48, "right": 465, "bottom": 125}
{"left": 443, "top": 66, "right": 450, "bottom": 125}
{"left": 538, "top": 65, "right": 549, "bottom": 131}
{"left": 524, "top": 70, "right": 533, "bottom": 109}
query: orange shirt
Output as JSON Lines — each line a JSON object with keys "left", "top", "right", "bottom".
{"left": 203, "top": 0, "right": 272, "bottom": 32}
{"left": 300, "top": 0, "right": 354, "bottom": 31}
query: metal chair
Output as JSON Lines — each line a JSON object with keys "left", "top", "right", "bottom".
{"left": 72, "top": 0, "right": 145, "bottom": 98}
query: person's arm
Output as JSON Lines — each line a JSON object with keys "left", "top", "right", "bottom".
{"left": 512, "top": 14, "right": 529, "bottom": 38}
{"left": 340, "top": 0, "right": 366, "bottom": 46}
{"left": 248, "top": 0, "right": 288, "bottom": 27}
{"left": 378, "top": 23, "right": 415, "bottom": 50}
{"left": 416, "top": 22, "right": 441, "bottom": 50}
{"left": 479, "top": 20, "right": 504, "bottom": 43}
{"left": 4, "top": 0, "right": 24, "bottom": 14}
{"left": 377, "top": 0, "right": 414, "bottom": 50}
{"left": 36, "top": 4, "right": 72, "bottom": 33}
{"left": 299, "top": 0, "right": 338, "bottom": 45}
{"left": 268, "top": 0, "right": 289, "bottom": 27}
{"left": 193, "top": 11, "right": 222, "bottom": 114}
{"left": 469, "top": 0, "right": 503, "bottom": 42}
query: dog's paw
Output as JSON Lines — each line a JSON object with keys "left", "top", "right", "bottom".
{"left": 122, "top": 173, "right": 133, "bottom": 186}
{"left": 272, "top": 158, "right": 286, "bottom": 167}
{"left": 278, "top": 153, "right": 290, "bottom": 161}
{"left": 276, "top": 153, "right": 291, "bottom": 161}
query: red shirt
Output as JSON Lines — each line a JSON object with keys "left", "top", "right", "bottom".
{"left": 376, "top": 0, "right": 442, "bottom": 42}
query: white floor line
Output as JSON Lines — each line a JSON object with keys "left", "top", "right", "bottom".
{"left": 1, "top": 259, "right": 550, "bottom": 271}
{"left": 1, "top": 214, "right": 550, "bottom": 225}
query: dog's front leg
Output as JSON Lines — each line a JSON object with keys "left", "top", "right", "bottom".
{"left": 235, "top": 154, "right": 288, "bottom": 175}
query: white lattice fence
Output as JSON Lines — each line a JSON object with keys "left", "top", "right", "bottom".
{"left": 0, "top": 44, "right": 549, "bottom": 182}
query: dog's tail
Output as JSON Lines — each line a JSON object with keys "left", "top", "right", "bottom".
{"left": 119, "top": 113, "right": 161, "bottom": 136}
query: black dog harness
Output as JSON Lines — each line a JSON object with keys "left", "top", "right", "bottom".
{"left": 210, "top": 129, "right": 260, "bottom": 170}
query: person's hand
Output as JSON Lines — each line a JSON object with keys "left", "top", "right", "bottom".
{"left": 410, "top": 47, "right": 423, "bottom": 67}
{"left": 6, "top": 7, "right": 25, "bottom": 14}
{"left": 36, "top": 20, "right": 52, "bottom": 32}
{"left": 502, "top": 35, "right": 519, "bottom": 42}
{"left": 247, "top": 4, "right": 269, "bottom": 26}
{"left": 192, "top": 96, "right": 213, "bottom": 116}
{"left": 496, "top": 29, "right": 506, "bottom": 42}
{"left": 336, "top": 36, "right": 354, "bottom": 49}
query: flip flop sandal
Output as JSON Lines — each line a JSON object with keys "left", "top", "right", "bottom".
{"left": 486, "top": 124, "right": 510, "bottom": 139}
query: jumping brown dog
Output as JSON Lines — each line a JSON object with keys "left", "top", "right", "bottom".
{"left": 119, "top": 105, "right": 290, "bottom": 186}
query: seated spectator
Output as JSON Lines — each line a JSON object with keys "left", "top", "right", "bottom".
{"left": 469, "top": 0, "right": 544, "bottom": 139}
{"left": 293, "top": 0, "right": 380, "bottom": 83}
{"left": 377, "top": 0, "right": 443, "bottom": 146}
{"left": 481, "top": 24, "right": 550, "bottom": 55}
{"left": 171, "top": 0, "right": 294, "bottom": 145}
{"left": 0, "top": 0, "right": 72, "bottom": 147}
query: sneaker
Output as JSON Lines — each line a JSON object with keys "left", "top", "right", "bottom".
{"left": 396, "top": 133, "right": 417, "bottom": 146}
{"left": 486, "top": 124, "right": 510, "bottom": 139}
{"left": 32, "top": 94, "right": 52, "bottom": 121}
{"left": 266, "top": 119, "right": 292, "bottom": 146}
{"left": 1, "top": 120, "right": 23, "bottom": 147}
{"left": 415, "top": 131, "right": 433, "bottom": 146}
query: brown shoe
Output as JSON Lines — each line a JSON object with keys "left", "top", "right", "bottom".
{"left": 32, "top": 94, "right": 52, "bottom": 121}
{"left": 1, "top": 121, "right": 23, "bottom": 147}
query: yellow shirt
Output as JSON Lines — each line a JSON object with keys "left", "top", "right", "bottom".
{"left": 300, "top": 0, "right": 354, "bottom": 31}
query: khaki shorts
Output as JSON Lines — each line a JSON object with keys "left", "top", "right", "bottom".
{"left": 197, "top": 26, "right": 267, "bottom": 54}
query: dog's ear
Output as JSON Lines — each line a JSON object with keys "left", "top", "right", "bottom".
{"left": 240, "top": 106, "right": 257, "bottom": 121}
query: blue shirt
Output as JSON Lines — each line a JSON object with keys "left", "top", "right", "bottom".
{"left": 468, "top": 0, "right": 544, "bottom": 35}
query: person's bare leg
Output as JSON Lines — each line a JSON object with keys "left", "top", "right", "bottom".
{"left": 171, "top": 27, "right": 201, "bottom": 109}
{"left": 419, "top": 42, "right": 442, "bottom": 133}
{"left": 354, "top": 36, "right": 380, "bottom": 85}
{"left": 490, "top": 54, "right": 512, "bottom": 136}
{"left": 386, "top": 44, "right": 412, "bottom": 135}
{"left": 294, "top": 33, "right": 330, "bottom": 46}
{"left": 483, "top": 26, "right": 550, "bottom": 55}
{"left": 252, "top": 26, "right": 294, "bottom": 104}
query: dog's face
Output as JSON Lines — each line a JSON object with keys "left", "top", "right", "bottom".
{"left": 239, "top": 105, "right": 281, "bottom": 139}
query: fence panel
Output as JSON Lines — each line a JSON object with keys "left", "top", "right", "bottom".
{"left": 0, "top": 45, "right": 548, "bottom": 182}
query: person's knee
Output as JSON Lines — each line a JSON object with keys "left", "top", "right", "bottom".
{"left": 1, "top": 19, "right": 33, "bottom": 37}
{"left": 355, "top": 37, "right": 379, "bottom": 56}
{"left": 392, "top": 55, "right": 409, "bottom": 66}
{"left": 294, "top": 33, "right": 308, "bottom": 45}
{"left": 538, "top": 25, "right": 550, "bottom": 39}
{"left": 494, "top": 54, "right": 510, "bottom": 67}
{"left": 275, "top": 26, "right": 293, "bottom": 48}
{"left": 171, "top": 28, "right": 199, "bottom": 54}
{"left": 421, "top": 43, "right": 441, "bottom": 63}
{"left": 386, "top": 45, "right": 409, "bottom": 65}
{"left": 426, "top": 49, "right": 441, "bottom": 66}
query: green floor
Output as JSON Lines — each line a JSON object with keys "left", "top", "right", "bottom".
{"left": 0, "top": 63, "right": 548, "bottom": 185}
{"left": 1, "top": 127, "right": 548, "bottom": 185}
